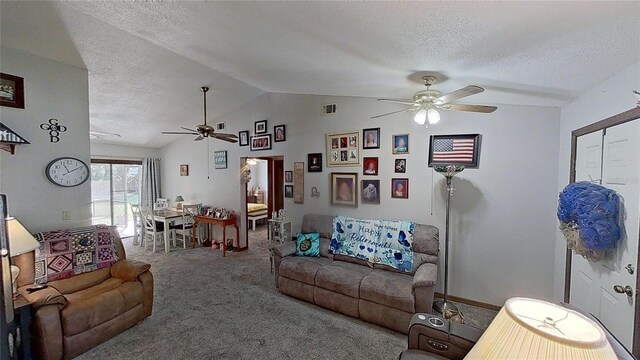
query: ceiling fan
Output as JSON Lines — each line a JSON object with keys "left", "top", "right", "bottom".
{"left": 162, "top": 86, "right": 238, "bottom": 143}
{"left": 372, "top": 76, "right": 497, "bottom": 126}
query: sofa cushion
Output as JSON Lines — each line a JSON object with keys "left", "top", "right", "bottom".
{"left": 279, "top": 256, "right": 332, "bottom": 285}
{"left": 61, "top": 278, "right": 144, "bottom": 336}
{"left": 360, "top": 269, "right": 414, "bottom": 313}
{"left": 319, "top": 238, "right": 333, "bottom": 259}
{"left": 315, "top": 261, "right": 372, "bottom": 298}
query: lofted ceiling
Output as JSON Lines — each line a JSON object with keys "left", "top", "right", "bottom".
{"left": 1, "top": 1, "right": 639, "bottom": 148}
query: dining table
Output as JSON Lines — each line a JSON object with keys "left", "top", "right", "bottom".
{"left": 152, "top": 209, "right": 184, "bottom": 253}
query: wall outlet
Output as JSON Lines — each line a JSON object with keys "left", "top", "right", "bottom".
{"left": 62, "top": 210, "right": 71, "bottom": 221}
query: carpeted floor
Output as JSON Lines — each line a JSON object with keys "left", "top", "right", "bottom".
{"left": 77, "top": 226, "right": 496, "bottom": 359}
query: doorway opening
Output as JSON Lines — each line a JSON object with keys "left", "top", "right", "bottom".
{"left": 241, "top": 156, "right": 284, "bottom": 248}
{"left": 90, "top": 159, "right": 142, "bottom": 238}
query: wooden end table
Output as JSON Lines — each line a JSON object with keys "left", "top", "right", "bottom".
{"left": 192, "top": 215, "right": 239, "bottom": 257}
{"left": 7, "top": 294, "right": 33, "bottom": 360}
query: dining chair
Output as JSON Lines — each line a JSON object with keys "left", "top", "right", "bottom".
{"left": 130, "top": 204, "right": 144, "bottom": 246}
{"left": 172, "top": 203, "right": 202, "bottom": 248}
{"left": 154, "top": 198, "right": 169, "bottom": 210}
{"left": 140, "top": 207, "right": 165, "bottom": 252}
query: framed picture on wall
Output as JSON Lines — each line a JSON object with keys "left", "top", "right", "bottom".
{"left": 428, "top": 134, "right": 481, "bottom": 168}
{"left": 239, "top": 130, "right": 250, "bottom": 146}
{"left": 214, "top": 151, "right": 227, "bottom": 169}
{"left": 391, "top": 178, "right": 409, "bottom": 199}
{"left": 254, "top": 120, "right": 268, "bottom": 134}
{"left": 361, "top": 179, "right": 380, "bottom": 205}
{"left": 363, "top": 157, "right": 378, "bottom": 175}
{"left": 0, "top": 73, "right": 25, "bottom": 109}
{"left": 285, "top": 171, "right": 293, "bottom": 183}
{"left": 284, "top": 185, "right": 294, "bottom": 198}
{"left": 331, "top": 172, "right": 358, "bottom": 207}
{"left": 250, "top": 134, "right": 272, "bottom": 151}
{"left": 307, "top": 153, "right": 322, "bottom": 172}
{"left": 180, "top": 164, "right": 189, "bottom": 176}
{"left": 362, "top": 128, "right": 380, "bottom": 149}
{"left": 326, "top": 131, "right": 360, "bottom": 167}
{"left": 274, "top": 125, "right": 286, "bottom": 142}
{"left": 394, "top": 159, "right": 406, "bottom": 173}
{"left": 392, "top": 134, "right": 410, "bottom": 154}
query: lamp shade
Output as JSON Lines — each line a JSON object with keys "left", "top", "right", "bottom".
{"left": 7, "top": 217, "right": 39, "bottom": 256}
{"left": 465, "top": 297, "right": 615, "bottom": 360}
{"left": 174, "top": 195, "right": 184, "bottom": 202}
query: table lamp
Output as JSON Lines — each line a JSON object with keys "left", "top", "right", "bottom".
{"left": 465, "top": 297, "right": 616, "bottom": 359}
{"left": 174, "top": 195, "right": 184, "bottom": 210}
{"left": 7, "top": 217, "right": 39, "bottom": 295}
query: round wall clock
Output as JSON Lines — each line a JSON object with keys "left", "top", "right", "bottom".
{"left": 45, "top": 157, "right": 89, "bottom": 187}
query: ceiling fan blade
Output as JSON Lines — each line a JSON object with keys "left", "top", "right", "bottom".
{"left": 180, "top": 127, "right": 198, "bottom": 133}
{"left": 211, "top": 134, "right": 238, "bottom": 143}
{"left": 194, "top": 136, "right": 204, "bottom": 141}
{"left": 89, "top": 130, "right": 121, "bottom": 137}
{"left": 162, "top": 131, "right": 198, "bottom": 135}
{"left": 377, "top": 98, "right": 417, "bottom": 106}
{"left": 210, "top": 132, "right": 238, "bottom": 139}
{"left": 371, "top": 107, "right": 416, "bottom": 119}
{"left": 435, "top": 85, "right": 484, "bottom": 104}
{"left": 441, "top": 104, "right": 497, "bottom": 113}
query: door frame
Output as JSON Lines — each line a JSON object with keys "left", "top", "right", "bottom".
{"left": 240, "top": 156, "right": 284, "bottom": 249}
{"left": 90, "top": 159, "right": 142, "bottom": 235}
{"left": 565, "top": 107, "right": 640, "bottom": 355}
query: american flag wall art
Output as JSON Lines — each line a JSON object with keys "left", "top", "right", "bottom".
{"left": 428, "top": 134, "right": 480, "bottom": 168}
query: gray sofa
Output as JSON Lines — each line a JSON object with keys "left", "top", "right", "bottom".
{"left": 273, "top": 214, "right": 439, "bottom": 334}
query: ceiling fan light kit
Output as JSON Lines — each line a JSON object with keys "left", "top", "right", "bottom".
{"left": 375, "top": 75, "right": 497, "bottom": 125}
{"left": 161, "top": 86, "right": 238, "bottom": 143}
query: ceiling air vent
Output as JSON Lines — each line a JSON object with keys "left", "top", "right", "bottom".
{"left": 321, "top": 103, "right": 337, "bottom": 115}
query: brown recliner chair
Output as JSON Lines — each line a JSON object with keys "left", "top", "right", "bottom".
{"left": 13, "top": 231, "right": 153, "bottom": 360}
{"left": 398, "top": 304, "right": 635, "bottom": 360}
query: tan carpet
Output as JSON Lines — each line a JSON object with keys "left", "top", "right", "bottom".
{"left": 77, "top": 225, "right": 495, "bottom": 359}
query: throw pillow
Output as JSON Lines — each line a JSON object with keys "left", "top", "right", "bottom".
{"left": 295, "top": 233, "right": 320, "bottom": 257}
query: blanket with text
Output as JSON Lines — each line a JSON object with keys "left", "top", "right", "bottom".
{"left": 330, "top": 216, "right": 414, "bottom": 272}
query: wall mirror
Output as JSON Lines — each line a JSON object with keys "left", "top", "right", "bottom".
{"left": 566, "top": 107, "right": 640, "bottom": 355}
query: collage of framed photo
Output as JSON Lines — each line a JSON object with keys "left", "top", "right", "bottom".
{"left": 326, "top": 131, "right": 360, "bottom": 167}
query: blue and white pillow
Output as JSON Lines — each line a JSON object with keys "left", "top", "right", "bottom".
{"left": 295, "top": 233, "right": 320, "bottom": 257}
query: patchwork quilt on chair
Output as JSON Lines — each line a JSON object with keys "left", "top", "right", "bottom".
{"left": 330, "top": 216, "right": 415, "bottom": 272}
{"left": 33, "top": 225, "right": 119, "bottom": 284}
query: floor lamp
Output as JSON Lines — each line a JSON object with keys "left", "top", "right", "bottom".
{"left": 432, "top": 165, "right": 465, "bottom": 322}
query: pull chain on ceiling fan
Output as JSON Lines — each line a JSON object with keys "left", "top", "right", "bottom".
{"left": 162, "top": 86, "right": 238, "bottom": 143}
{"left": 373, "top": 76, "right": 497, "bottom": 126}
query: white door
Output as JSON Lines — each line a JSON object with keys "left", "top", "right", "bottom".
{"left": 570, "top": 120, "right": 639, "bottom": 348}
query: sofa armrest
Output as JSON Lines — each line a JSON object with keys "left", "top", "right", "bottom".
{"left": 413, "top": 263, "right": 437, "bottom": 289}
{"left": 111, "top": 259, "right": 151, "bottom": 281}
{"left": 17, "top": 285, "right": 67, "bottom": 310}
{"left": 273, "top": 241, "right": 297, "bottom": 258}
{"left": 406, "top": 313, "right": 482, "bottom": 360}
{"left": 412, "top": 263, "right": 438, "bottom": 313}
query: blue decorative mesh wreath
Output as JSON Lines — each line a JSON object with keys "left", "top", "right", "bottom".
{"left": 557, "top": 181, "right": 621, "bottom": 251}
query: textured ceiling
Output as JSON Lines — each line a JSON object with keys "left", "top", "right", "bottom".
{"left": 1, "top": 1, "right": 639, "bottom": 147}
